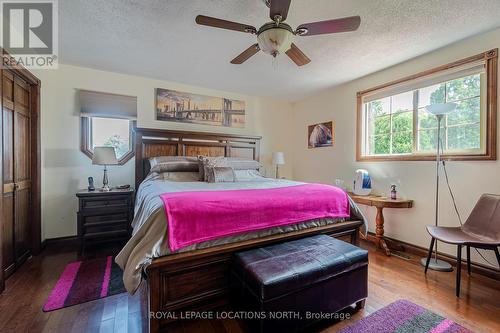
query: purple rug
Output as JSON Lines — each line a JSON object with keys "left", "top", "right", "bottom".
{"left": 339, "top": 300, "right": 473, "bottom": 333}
{"left": 43, "top": 256, "right": 126, "bottom": 311}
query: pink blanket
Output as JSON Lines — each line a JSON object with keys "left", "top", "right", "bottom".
{"left": 160, "top": 183, "right": 350, "bottom": 251}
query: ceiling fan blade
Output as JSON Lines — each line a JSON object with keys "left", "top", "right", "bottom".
{"left": 195, "top": 15, "right": 256, "bottom": 34}
{"left": 270, "top": 0, "right": 292, "bottom": 21}
{"left": 230, "top": 44, "right": 260, "bottom": 64}
{"left": 285, "top": 43, "right": 310, "bottom": 66}
{"left": 296, "top": 16, "right": 361, "bottom": 36}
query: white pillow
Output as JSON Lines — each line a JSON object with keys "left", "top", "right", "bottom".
{"left": 234, "top": 169, "right": 265, "bottom": 182}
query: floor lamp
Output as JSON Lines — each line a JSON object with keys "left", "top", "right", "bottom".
{"left": 419, "top": 103, "right": 457, "bottom": 272}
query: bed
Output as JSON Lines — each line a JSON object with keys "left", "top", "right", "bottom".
{"left": 116, "top": 128, "right": 366, "bottom": 333}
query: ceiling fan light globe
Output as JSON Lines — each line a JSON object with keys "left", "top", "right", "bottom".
{"left": 257, "top": 27, "right": 293, "bottom": 56}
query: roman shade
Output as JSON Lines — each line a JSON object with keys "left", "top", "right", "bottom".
{"left": 362, "top": 61, "right": 486, "bottom": 103}
{"left": 79, "top": 89, "right": 137, "bottom": 119}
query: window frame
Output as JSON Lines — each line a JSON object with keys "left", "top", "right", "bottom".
{"left": 356, "top": 49, "right": 497, "bottom": 162}
{"left": 80, "top": 117, "right": 136, "bottom": 165}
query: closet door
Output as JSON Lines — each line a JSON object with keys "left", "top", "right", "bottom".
{"left": 2, "top": 71, "right": 15, "bottom": 273}
{"left": 13, "top": 77, "right": 31, "bottom": 263}
{"left": 1, "top": 71, "right": 31, "bottom": 276}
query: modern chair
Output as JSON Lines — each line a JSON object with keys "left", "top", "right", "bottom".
{"left": 424, "top": 194, "right": 500, "bottom": 297}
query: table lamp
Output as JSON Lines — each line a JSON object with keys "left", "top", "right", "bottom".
{"left": 272, "top": 152, "right": 285, "bottom": 179}
{"left": 419, "top": 102, "right": 457, "bottom": 272}
{"left": 92, "top": 146, "right": 118, "bottom": 192}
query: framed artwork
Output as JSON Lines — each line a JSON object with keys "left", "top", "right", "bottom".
{"left": 155, "top": 88, "right": 245, "bottom": 128}
{"left": 308, "top": 121, "right": 334, "bottom": 148}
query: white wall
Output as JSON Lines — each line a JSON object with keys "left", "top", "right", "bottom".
{"left": 292, "top": 27, "right": 500, "bottom": 267}
{"left": 33, "top": 65, "right": 294, "bottom": 239}
{"left": 33, "top": 27, "right": 500, "bottom": 268}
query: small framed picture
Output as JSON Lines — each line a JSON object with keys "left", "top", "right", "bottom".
{"left": 308, "top": 121, "right": 334, "bottom": 148}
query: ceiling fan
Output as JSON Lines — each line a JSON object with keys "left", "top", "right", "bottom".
{"left": 195, "top": 0, "right": 360, "bottom": 66}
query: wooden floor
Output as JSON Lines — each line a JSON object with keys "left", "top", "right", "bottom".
{"left": 0, "top": 241, "right": 499, "bottom": 333}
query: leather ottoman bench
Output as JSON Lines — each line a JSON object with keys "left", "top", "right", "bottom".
{"left": 231, "top": 234, "right": 368, "bottom": 332}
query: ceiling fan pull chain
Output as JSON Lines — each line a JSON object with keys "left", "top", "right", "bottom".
{"left": 272, "top": 56, "right": 279, "bottom": 71}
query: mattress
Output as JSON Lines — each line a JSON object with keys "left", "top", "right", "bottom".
{"left": 115, "top": 172, "right": 367, "bottom": 293}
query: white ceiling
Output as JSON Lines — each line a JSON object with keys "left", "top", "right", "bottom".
{"left": 60, "top": 0, "right": 500, "bottom": 101}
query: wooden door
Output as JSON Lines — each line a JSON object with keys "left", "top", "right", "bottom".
{"left": 1, "top": 70, "right": 31, "bottom": 276}
{"left": 13, "top": 76, "right": 31, "bottom": 263}
{"left": 2, "top": 71, "right": 15, "bottom": 274}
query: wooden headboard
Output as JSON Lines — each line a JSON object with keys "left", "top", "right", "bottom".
{"left": 134, "top": 128, "right": 261, "bottom": 189}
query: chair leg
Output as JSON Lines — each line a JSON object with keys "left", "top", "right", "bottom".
{"left": 456, "top": 245, "right": 462, "bottom": 297}
{"left": 494, "top": 247, "right": 500, "bottom": 269}
{"left": 425, "top": 237, "right": 435, "bottom": 274}
{"left": 466, "top": 245, "right": 471, "bottom": 275}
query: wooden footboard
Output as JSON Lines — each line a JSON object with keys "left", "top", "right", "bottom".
{"left": 146, "top": 220, "right": 363, "bottom": 333}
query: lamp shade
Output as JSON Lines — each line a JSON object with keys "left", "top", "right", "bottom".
{"left": 272, "top": 152, "right": 285, "bottom": 165}
{"left": 92, "top": 147, "right": 118, "bottom": 165}
{"left": 425, "top": 103, "right": 457, "bottom": 116}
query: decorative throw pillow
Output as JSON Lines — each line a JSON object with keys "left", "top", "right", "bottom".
{"left": 201, "top": 156, "right": 228, "bottom": 182}
{"left": 197, "top": 155, "right": 206, "bottom": 181}
{"left": 207, "top": 166, "right": 236, "bottom": 183}
{"left": 197, "top": 156, "right": 261, "bottom": 182}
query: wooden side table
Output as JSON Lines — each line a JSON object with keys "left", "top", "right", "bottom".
{"left": 76, "top": 188, "right": 134, "bottom": 254}
{"left": 348, "top": 193, "right": 413, "bottom": 256}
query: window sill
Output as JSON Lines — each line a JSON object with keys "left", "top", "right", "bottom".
{"left": 356, "top": 152, "right": 496, "bottom": 162}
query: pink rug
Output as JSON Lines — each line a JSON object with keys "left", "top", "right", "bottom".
{"left": 43, "top": 256, "right": 126, "bottom": 311}
{"left": 339, "top": 300, "right": 473, "bottom": 333}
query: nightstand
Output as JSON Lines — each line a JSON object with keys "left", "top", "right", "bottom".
{"left": 76, "top": 188, "right": 134, "bottom": 254}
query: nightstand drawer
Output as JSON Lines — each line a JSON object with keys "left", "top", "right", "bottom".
{"left": 80, "top": 196, "right": 130, "bottom": 210}
{"left": 84, "top": 223, "right": 129, "bottom": 236}
{"left": 82, "top": 212, "right": 128, "bottom": 226}
{"left": 82, "top": 213, "right": 129, "bottom": 236}
{"left": 84, "top": 229, "right": 130, "bottom": 240}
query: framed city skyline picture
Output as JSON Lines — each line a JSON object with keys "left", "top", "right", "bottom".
{"left": 308, "top": 121, "right": 334, "bottom": 148}
{"left": 155, "top": 88, "right": 245, "bottom": 128}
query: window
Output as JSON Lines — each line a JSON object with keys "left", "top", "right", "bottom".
{"left": 81, "top": 117, "right": 135, "bottom": 164}
{"left": 357, "top": 49, "right": 497, "bottom": 161}
{"left": 79, "top": 90, "right": 137, "bottom": 164}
